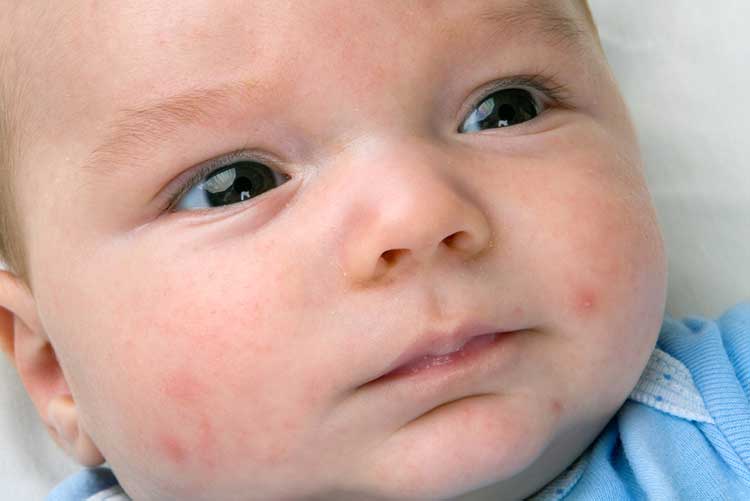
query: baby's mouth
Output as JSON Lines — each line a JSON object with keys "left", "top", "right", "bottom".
{"left": 359, "top": 319, "right": 524, "bottom": 390}
{"left": 382, "top": 332, "right": 500, "bottom": 379}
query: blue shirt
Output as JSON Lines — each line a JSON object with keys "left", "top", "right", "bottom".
{"left": 48, "top": 302, "right": 750, "bottom": 501}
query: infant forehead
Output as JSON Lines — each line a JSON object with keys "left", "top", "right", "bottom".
{"left": 6, "top": 0, "right": 599, "bottom": 154}
{"left": 10, "top": 2, "right": 597, "bottom": 90}
{"left": 25, "top": 0, "right": 594, "bottom": 50}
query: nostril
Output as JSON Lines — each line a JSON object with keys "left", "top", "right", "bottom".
{"left": 444, "top": 231, "right": 470, "bottom": 250}
{"left": 381, "top": 248, "right": 408, "bottom": 265}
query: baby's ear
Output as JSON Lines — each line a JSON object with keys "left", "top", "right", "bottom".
{"left": 0, "top": 270, "right": 105, "bottom": 467}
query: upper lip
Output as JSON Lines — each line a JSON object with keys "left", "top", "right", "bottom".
{"left": 372, "top": 320, "right": 510, "bottom": 382}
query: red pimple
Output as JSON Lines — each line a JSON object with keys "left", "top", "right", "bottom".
{"left": 573, "top": 288, "right": 598, "bottom": 316}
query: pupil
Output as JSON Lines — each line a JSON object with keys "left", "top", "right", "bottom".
{"left": 498, "top": 104, "right": 516, "bottom": 121}
{"left": 234, "top": 176, "right": 253, "bottom": 193}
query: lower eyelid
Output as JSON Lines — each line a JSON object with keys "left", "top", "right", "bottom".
{"left": 463, "top": 107, "right": 567, "bottom": 138}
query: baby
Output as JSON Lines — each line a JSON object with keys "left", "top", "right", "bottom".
{"left": 1, "top": 0, "right": 749, "bottom": 499}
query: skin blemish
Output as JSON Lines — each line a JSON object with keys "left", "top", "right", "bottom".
{"left": 550, "top": 399, "right": 563, "bottom": 419}
{"left": 162, "top": 367, "right": 202, "bottom": 405}
{"left": 572, "top": 288, "right": 598, "bottom": 317}
{"left": 159, "top": 368, "right": 218, "bottom": 470}
{"left": 157, "top": 412, "right": 217, "bottom": 471}
{"left": 159, "top": 434, "right": 188, "bottom": 465}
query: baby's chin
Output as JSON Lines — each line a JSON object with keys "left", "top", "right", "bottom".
{"left": 333, "top": 394, "right": 579, "bottom": 501}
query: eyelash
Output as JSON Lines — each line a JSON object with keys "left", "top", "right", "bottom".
{"left": 161, "top": 72, "right": 573, "bottom": 214}
{"left": 462, "top": 72, "right": 574, "bottom": 120}
{"left": 161, "top": 150, "right": 278, "bottom": 214}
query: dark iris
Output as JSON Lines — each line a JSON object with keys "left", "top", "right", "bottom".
{"left": 459, "top": 88, "right": 539, "bottom": 132}
{"left": 203, "top": 161, "right": 288, "bottom": 207}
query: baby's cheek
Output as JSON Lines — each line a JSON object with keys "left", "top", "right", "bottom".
{"left": 109, "top": 343, "right": 308, "bottom": 496}
{"left": 103, "top": 302, "right": 312, "bottom": 495}
{"left": 559, "top": 188, "right": 653, "bottom": 322}
{"left": 556, "top": 183, "right": 664, "bottom": 395}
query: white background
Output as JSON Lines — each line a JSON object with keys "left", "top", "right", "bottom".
{"left": 590, "top": 0, "right": 750, "bottom": 319}
{"left": 2, "top": 1, "right": 749, "bottom": 498}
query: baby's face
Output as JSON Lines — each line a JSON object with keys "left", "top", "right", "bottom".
{"left": 14, "top": 0, "right": 666, "bottom": 499}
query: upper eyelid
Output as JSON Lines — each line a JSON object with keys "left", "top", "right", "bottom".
{"left": 456, "top": 73, "right": 574, "bottom": 124}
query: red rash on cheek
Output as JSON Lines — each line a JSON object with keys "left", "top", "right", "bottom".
{"left": 157, "top": 417, "right": 217, "bottom": 477}
{"left": 155, "top": 367, "right": 218, "bottom": 470}
{"left": 163, "top": 363, "right": 209, "bottom": 404}
{"left": 159, "top": 434, "right": 188, "bottom": 465}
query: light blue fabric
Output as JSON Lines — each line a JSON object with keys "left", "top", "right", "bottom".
{"left": 530, "top": 301, "right": 750, "bottom": 500}
{"left": 46, "top": 466, "right": 129, "bottom": 500}
{"left": 48, "top": 302, "right": 750, "bottom": 500}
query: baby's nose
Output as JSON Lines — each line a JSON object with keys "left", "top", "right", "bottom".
{"left": 332, "top": 136, "right": 493, "bottom": 286}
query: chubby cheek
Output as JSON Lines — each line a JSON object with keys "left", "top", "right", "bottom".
{"left": 547, "top": 173, "right": 663, "bottom": 326}
{"left": 89, "top": 253, "right": 328, "bottom": 494}
{"left": 523, "top": 160, "right": 666, "bottom": 396}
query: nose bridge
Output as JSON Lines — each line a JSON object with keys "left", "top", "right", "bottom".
{"left": 334, "top": 136, "right": 493, "bottom": 285}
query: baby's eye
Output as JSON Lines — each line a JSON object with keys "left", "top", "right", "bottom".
{"left": 459, "top": 88, "right": 540, "bottom": 133}
{"left": 173, "top": 160, "right": 291, "bottom": 212}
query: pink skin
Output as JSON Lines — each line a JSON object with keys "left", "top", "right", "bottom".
{"left": 2, "top": 0, "right": 667, "bottom": 500}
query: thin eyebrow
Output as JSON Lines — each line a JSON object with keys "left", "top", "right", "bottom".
{"left": 82, "top": 1, "right": 589, "bottom": 179}
{"left": 82, "top": 79, "right": 260, "bottom": 178}
{"left": 477, "top": 0, "right": 590, "bottom": 54}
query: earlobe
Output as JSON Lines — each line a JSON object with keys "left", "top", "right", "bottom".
{"left": 47, "top": 395, "right": 106, "bottom": 466}
{"left": 0, "top": 269, "right": 31, "bottom": 364}
{"left": 0, "top": 269, "right": 46, "bottom": 364}
{"left": 0, "top": 295, "right": 15, "bottom": 362}
{"left": 0, "top": 269, "right": 104, "bottom": 466}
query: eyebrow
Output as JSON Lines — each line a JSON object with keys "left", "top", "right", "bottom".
{"left": 82, "top": 1, "right": 588, "bottom": 179}
{"left": 82, "top": 79, "right": 261, "bottom": 178}
{"left": 477, "top": 0, "right": 589, "bottom": 54}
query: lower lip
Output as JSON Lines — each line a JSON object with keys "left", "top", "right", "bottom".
{"left": 376, "top": 332, "right": 505, "bottom": 382}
